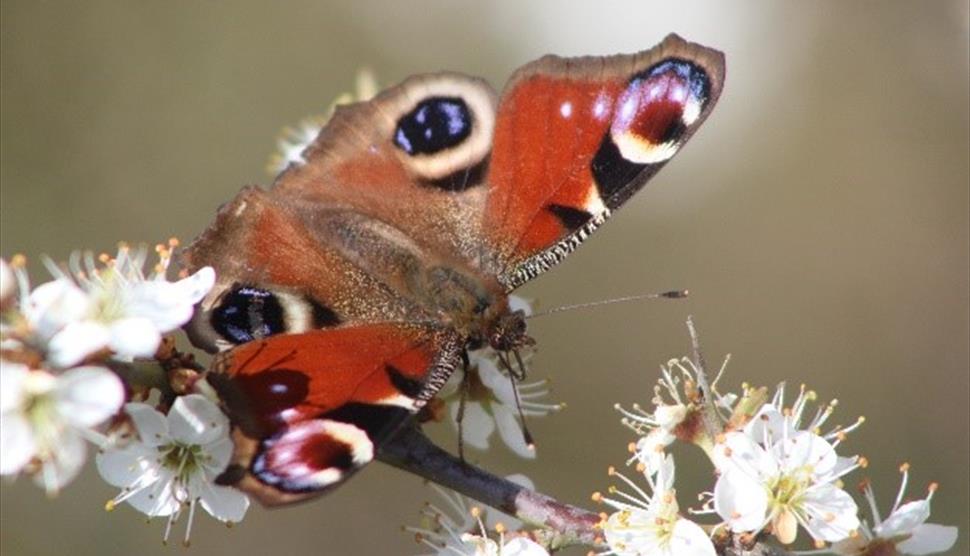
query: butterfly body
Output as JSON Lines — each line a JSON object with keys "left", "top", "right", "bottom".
{"left": 182, "top": 34, "right": 724, "bottom": 506}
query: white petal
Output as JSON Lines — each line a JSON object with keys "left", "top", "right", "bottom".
{"left": 46, "top": 321, "right": 111, "bottom": 368}
{"left": 713, "top": 432, "right": 777, "bottom": 478}
{"left": 875, "top": 499, "right": 931, "bottom": 537}
{"left": 713, "top": 469, "right": 769, "bottom": 532}
{"left": 654, "top": 453, "right": 676, "bottom": 493}
{"left": 24, "top": 280, "right": 90, "bottom": 341}
{"left": 96, "top": 444, "right": 158, "bottom": 488}
{"left": 670, "top": 518, "right": 718, "bottom": 556}
{"left": 107, "top": 317, "right": 161, "bottom": 358}
{"left": 603, "top": 509, "right": 662, "bottom": 555}
{"left": 897, "top": 523, "right": 959, "bottom": 555}
{"left": 493, "top": 404, "right": 534, "bottom": 459}
{"left": 124, "top": 266, "right": 213, "bottom": 332}
{"left": 168, "top": 394, "right": 228, "bottom": 445}
{"left": 743, "top": 404, "right": 788, "bottom": 445}
{"left": 125, "top": 403, "right": 170, "bottom": 446}
{"left": 198, "top": 481, "right": 250, "bottom": 522}
{"left": 0, "top": 257, "right": 14, "bottom": 303}
{"left": 125, "top": 472, "right": 180, "bottom": 516}
{"left": 201, "top": 436, "right": 234, "bottom": 476}
{"left": 801, "top": 484, "right": 860, "bottom": 542}
{"left": 54, "top": 366, "right": 124, "bottom": 427}
{"left": 774, "top": 431, "right": 837, "bottom": 476}
{"left": 1, "top": 359, "right": 29, "bottom": 412}
{"left": 451, "top": 402, "right": 494, "bottom": 450}
{"left": 31, "top": 430, "right": 87, "bottom": 491}
{"left": 654, "top": 404, "right": 687, "bottom": 429}
{"left": 500, "top": 537, "right": 548, "bottom": 556}
{"left": 0, "top": 413, "right": 36, "bottom": 474}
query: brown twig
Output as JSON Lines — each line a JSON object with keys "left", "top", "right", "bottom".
{"left": 377, "top": 424, "right": 602, "bottom": 551}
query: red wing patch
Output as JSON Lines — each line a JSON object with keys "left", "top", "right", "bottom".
{"left": 208, "top": 323, "right": 462, "bottom": 506}
{"left": 484, "top": 34, "right": 725, "bottom": 289}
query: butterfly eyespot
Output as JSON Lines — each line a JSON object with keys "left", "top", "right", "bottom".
{"left": 609, "top": 58, "right": 712, "bottom": 165}
{"left": 394, "top": 97, "right": 473, "bottom": 156}
{"left": 210, "top": 286, "right": 286, "bottom": 344}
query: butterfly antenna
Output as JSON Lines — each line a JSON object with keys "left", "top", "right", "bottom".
{"left": 526, "top": 290, "right": 688, "bottom": 320}
{"left": 498, "top": 350, "right": 536, "bottom": 452}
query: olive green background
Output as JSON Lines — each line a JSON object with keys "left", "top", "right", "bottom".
{"left": 2, "top": 1, "right": 967, "bottom": 555}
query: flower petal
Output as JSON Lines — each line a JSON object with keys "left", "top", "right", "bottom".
{"left": 54, "top": 366, "right": 125, "bottom": 427}
{"left": 493, "top": 404, "right": 534, "bottom": 459}
{"left": 46, "top": 321, "right": 111, "bottom": 368}
{"left": 124, "top": 472, "right": 180, "bottom": 516}
{"left": 670, "top": 518, "right": 718, "bottom": 556}
{"left": 125, "top": 403, "right": 170, "bottom": 446}
{"left": 500, "top": 537, "right": 549, "bottom": 556}
{"left": 773, "top": 431, "right": 837, "bottom": 476}
{"left": 31, "top": 429, "right": 87, "bottom": 492}
{"left": 713, "top": 469, "right": 769, "bottom": 532}
{"left": 451, "top": 402, "right": 494, "bottom": 450}
{"left": 108, "top": 317, "right": 162, "bottom": 359}
{"left": 96, "top": 442, "right": 159, "bottom": 488}
{"left": 801, "top": 483, "right": 860, "bottom": 542}
{"left": 897, "top": 523, "right": 959, "bottom": 555}
{"left": 24, "top": 279, "right": 90, "bottom": 341}
{"left": 0, "top": 359, "right": 29, "bottom": 412}
{"left": 875, "top": 499, "right": 930, "bottom": 538}
{"left": 197, "top": 480, "right": 250, "bottom": 523}
{"left": 168, "top": 394, "right": 228, "bottom": 445}
{"left": 0, "top": 412, "right": 36, "bottom": 475}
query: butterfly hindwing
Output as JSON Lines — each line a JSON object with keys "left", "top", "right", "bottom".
{"left": 484, "top": 34, "right": 725, "bottom": 289}
{"left": 209, "top": 323, "right": 462, "bottom": 506}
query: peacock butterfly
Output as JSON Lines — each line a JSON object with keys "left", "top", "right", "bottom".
{"left": 181, "top": 34, "right": 724, "bottom": 506}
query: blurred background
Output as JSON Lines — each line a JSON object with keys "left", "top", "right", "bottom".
{"left": 2, "top": 1, "right": 967, "bottom": 554}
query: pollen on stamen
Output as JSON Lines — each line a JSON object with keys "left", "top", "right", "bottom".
{"left": 814, "top": 539, "right": 827, "bottom": 549}
{"left": 494, "top": 522, "right": 507, "bottom": 534}
{"left": 635, "top": 462, "right": 647, "bottom": 473}
{"left": 591, "top": 491, "right": 603, "bottom": 503}
{"left": 856, "top": 478, "right": 871, "bottom": 493}
{"left": 899, "top": 462, "right": 911, "bottom": 473}
{"left": 105, "top": 499, "right": 116, "bottom": 511}
{"left": 10, "top": 254, "right": 27, "bottom": 267}
{"left": 858, "top": 456, "right": 869, "bottom": 468}
{"left": 928, "top": 481, "right": 939, "bottom": 493}
{"left": 469, "top": 506, "right": 482, "bottom": 519}
{"left": 607, "top": 466, "right": 617, "bottom": 476}
{"left": 627, "top": 442, "right": 637, "bottom": 453}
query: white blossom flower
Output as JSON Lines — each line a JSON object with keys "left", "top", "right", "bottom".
{"left": 439, "top": 351, "right": 561, "bottom": 459}
{"left": 617, "top": 356, "right": 736, "bottom": 474}
{"left": 9, "top": 243, "right": 214, "bottom": 368}
{"left": 267, "top": 68, "right": 378, "bottom": 174}
{"left": 712, "top": 397, "right": 864, "bottom": 545}
{"left": 595, "top": 454, "right": 716, "bottom": 556}
{"left": 0, "top": 358, "right": 124, "bottom": 493}
{"left": 409, "top": 501, "right": 548, "bottom": 556}
{"left": 96, "top": 394, "right": 249, "bottom": 546}
{"left": 829, "top": 465, "right": 958, "bottom": 555}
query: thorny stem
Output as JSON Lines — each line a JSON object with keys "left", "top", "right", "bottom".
{"left": 687, "top": 315, "right": 725, "bottom": 442}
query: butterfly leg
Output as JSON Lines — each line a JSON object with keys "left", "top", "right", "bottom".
{"left": 456, "top": 350, "right": 471, "bottom": 465}
{"left": 497, "top": 350, "right": 535, "bottom": 452}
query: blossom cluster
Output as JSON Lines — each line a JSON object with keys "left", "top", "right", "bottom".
{"left": 592, "top": 356, "right": 958, "bottom": 556}
{"left": 0, "top": 246, "right": 248, "bottom": 545}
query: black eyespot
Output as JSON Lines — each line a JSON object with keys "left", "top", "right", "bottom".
{"left": 394, "top": 97, "right": 472, "bottom": 155}
{"left": 210, "top": 286, "right": 286, "bottom": 344}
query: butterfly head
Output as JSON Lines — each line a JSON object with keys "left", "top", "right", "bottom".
{"left": 484, "top": 307, "right": 533, "bottom": 353}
